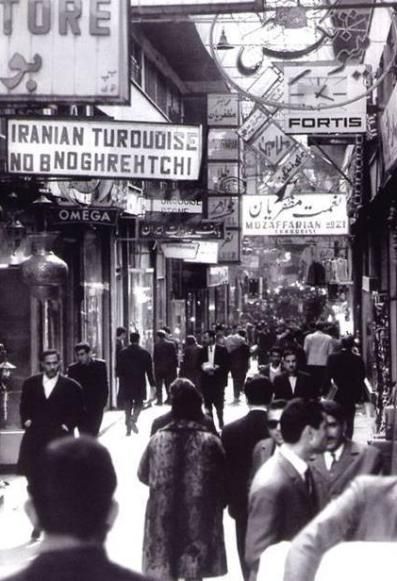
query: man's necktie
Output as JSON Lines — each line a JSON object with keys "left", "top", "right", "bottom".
{"left": 304, "top": 467, "right": 317, "bottom": 510}
{"left": 330, "top": 451, "right": 337, "bottom": 469}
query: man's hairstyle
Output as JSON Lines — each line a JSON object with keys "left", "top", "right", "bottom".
{"left": 315, "top": 320, "right": 325, "bottom": 331}
{"left": 341, "top": 335, "right": 355, "bottom": 350}
{"left": 280, "top": 398, "right": 324, "bottom": 444}
{"left": 244, "top": 374, "right": 273, "bottom": 406}
{"left": 129, "top": 332, "right": 140, "bottom": 344}
{"left": 238, "top": 329, "right": 246, "bottom": 338}
{"left": 116, "top": 326, "right": 126, "bottom": 337}
{"left": 28, "top": 437, "right": 117, "bottom": 540}
{"left": 162, "top": 326, "right": 171, "bottom": 334}
{"left": 269, "top": 399, "right": 288, "bottom": 412}
{"left": 170, "top": 378, "right": 203, "bottom": 421}
{"left": 205, "top": 329, "right": 216, "bottom": 339}
{"left": 156, "top": 329, "right": 166, "bottom": 339}
{"left": 270, "top": 346, "right": 282, "bottom": 356}
{"left": 282, "top": 348, "right": 297, "bottom": 359}
{"left": 321, "top": 399, "right": 346, "bottom": 423}
{"left": 185, "top": 335, "right": 197, "bottom": 346}
{"left": 40, "top": 349, "right": 60, "bottom": 362}
{"left": 74, "top": 342, "right": 91, "bottom": 354}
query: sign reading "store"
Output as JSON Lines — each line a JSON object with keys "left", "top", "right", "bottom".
{"left": 7, "top": 118, "right": 203, "bottom": 180}
{"left": 0, "top": 0, "right": 128, "bottom": 102}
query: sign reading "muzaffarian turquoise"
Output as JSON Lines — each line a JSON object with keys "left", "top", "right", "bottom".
{"left": 7, "top": 118, "right": 203, "bottom": 181}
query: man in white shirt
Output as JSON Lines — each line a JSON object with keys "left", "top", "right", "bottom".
{"left": 309, "top": 400, "right": 383, "bottom": 510}
{"left": 259, "top": 347, "right": 283, "bottom": 384}
{"left": 304, "top": 321, "right": 334, "bottom": 393}
{"left": 245, "top": 399, "right": 327, "bottom": 580}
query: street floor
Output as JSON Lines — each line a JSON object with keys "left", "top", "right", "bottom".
{"left": 0, "top": 367, "right": 375, "bottom": 581}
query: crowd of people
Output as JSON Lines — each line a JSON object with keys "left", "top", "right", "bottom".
{"left": 11, "top": 318, "right": 394, "bottom": 581}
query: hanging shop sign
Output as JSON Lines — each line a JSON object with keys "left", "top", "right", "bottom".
{"left": 238, "top": 107, "right": 269, "bottom": 143}
{"left": 162, "top": 241, "right": 218, "bottom": 263}
{"left": 207, "top": 162, "right": 245, "bottom": 194}
{"left": 7, "top": 119, "right": 202, "bottom": 180}
{"left": 283, "top": 64, "right": 367, "bottom": 135}
{"left": 242, "top": 193, "right": 348, "bottom": 236}
{"left": 380, "top": 81, "right": 397, "bottom": 172}
{"left": 259, "top": 146, "right": 309, "bottom": 195}
{"left": 207, "top": 266, "right": 229, "bottom": 287}
{"left": 218, "top": 229, "right": 241, "bottom": 263}
{"left": 251, "top": 120, "right": 295, "bottom": 166}
{"left": 139, "top": 221, "right": 224, "bottom": 240}
{"left": 49, "top": 206, "right": 119, "bottom": 226}
{"left": 149, "top": 199, "right": 203, "bottom": 214}
{"left": 0, "top": 0, "right": 128, "bottom": 103}
{"left": 207, "top": 94, "right": 239, "bottom": 127}
{"left": 207, "top": 196, "right": 239, "bottom": 228}
{"left": 207, "top": 129, "right": 239, "bottom": 160}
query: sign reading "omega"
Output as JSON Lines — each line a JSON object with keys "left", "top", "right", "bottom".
{"left": 49, "top": 207, "right": 119, "bottom": 226}
{"left": 0, "top": 0, "right": 128, "bottom": 102}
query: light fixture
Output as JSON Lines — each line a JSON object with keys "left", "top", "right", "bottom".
{"left": 216, "top": 28, "right": 234, "bottom": 51}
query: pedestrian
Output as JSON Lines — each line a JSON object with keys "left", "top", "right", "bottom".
{"left": 67, "top": 342, "right": 108, "bottom": 437}
{"left": 229, "top": 330, "right": 250, "bottom": 403}
{"left": 138, "top": 378, "right": 227, "bottom": 581}
{"left": 258, "top": 346, "right": 283, "bottom": 384}
{"left": 179, "top": 334, "right": 203, "bottom": 389}
{"left": 221, "top": 375, "right": 273, "bottom": 580}
{"left": 283, "top": 474, "right": 397, "bottom": 581}
{"left": 115, "top": 326, "right": 127, "bottom": 362}
{"left": 199, "top": 329, "right": 230, "bottom": 429}
{"left": 153, "top": 329, "right": 178, "bottom": 405}
{"left": 324, "top": 335, "right": 367, "bottom": 438}
{"left": 17, "top": 349, "right": 84, "bottom": 540}
{"left": 309, "top": 399, "right": 383, "bottom": 509}
{"left": 273, "top": 349, "right": 317, "bottom": 400}
{"left": 304, "top": 320, "right": 334, "bottom": 392}
{"left": 150, "top": 377, "right": 217, "bottom": 436}
{"left": 6, "top": 437, "right": 151, "bottom": 581}
{"left": 245, "top": 398, "right": 327, "bottom": 580}
{"left": 251, "top": 399, "right": 287, "bottom": 479}
{"left": 116, "top": 332, "right": 155, "bottom": 435}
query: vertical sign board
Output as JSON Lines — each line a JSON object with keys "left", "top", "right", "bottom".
{"left": 207, "top": 94, "right": 239, "bottom": 127}
{"left": 0, "top": 0, "right": 128, "bottom": 102}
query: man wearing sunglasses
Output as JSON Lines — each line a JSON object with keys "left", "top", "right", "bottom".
{"left": 251, "top": 400, "right": 287, "bottom": 479}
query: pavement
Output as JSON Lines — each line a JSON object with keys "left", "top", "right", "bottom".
{"left": 0, "top": 372, "right": 376, "bottom": 581}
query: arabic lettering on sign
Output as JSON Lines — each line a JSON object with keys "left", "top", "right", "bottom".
{"left": 207, "top": 162, "right": 243, "bottom": 193}
{"left": 238, "top": 108, "right": 269, "bottom": 143}
{"left": 218, "top": 229, "right": 240, "bottom": 263}
{"left": 380, "top": 82, "right": 397, "bottom": 172}
{"left": 139, "top": 221, "right": 224, "bottom": 240}
{"left": 207, "top": 196, "right": 239, "bottom": 227}
{"left": 261, "top": 147, "right": 309, "bottom": 194}
{"left": 207, "top": 94, "right": 239, "bottom": 127}
{"left": 251, "top": 122, "right": 294, "bottom": 166}
{"left": 207, "top": 129, "right": 239, "bottom": 160}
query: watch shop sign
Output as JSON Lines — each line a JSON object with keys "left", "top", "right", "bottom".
{"left": 7, "top": 118, "right": 202, "bottom": 180}
{"left": 0, "top": 0, "right": 128, "bottom": 102}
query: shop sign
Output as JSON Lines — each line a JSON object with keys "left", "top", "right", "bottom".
{"left": 207, "top": 94, "right": 239, "bottom": 127}
{"left": 259, "top": 147, "right": 309, "bottom": 195}
{"left": 207, "top": 266, "right": 229, "bottom": 287}
{"left": 139, "top": 221, "right": 224, "bottom": 240}
{"left": 208, "top": 129, "right": 239, "bottom": 161}
{"left": 218, "top": 229, "right": 241, "bottom": 263}
{"left": 0, "top": 0, "right": 128, "bottom": 103}
{"left": 7, "top": 118, "right": 202, "bottom": 180}
{"left": 207, "top": 162, "right": 245, "bottom": 194}
{"left": 380, "top": 82, "right": 397, "bottom": 172}
{"left": 49, "top": 206, "right": 119, "bottom": 226}
{"left": 161, "top": 242, "right": 217, "bottom": 263}
{"left": 207, "top": 196, "right": 239, "bottom": 228}
{"left": 242, "top": 193, "right": 348, "bottom": 236}
{"left": 149, "top": 199, "right": 203, "bottom": 214}
{"left": 238, "top": 107, "right": 269, "bottom": 142}
{"left": 251, "top": 121, "right": 295, "bottom": 166}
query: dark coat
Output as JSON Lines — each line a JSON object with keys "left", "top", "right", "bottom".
{"left": 68, "top": 359, "right": 108, "bottom": 411}
{"left": 229, "top": 342, "right": 250, "bottom": 379}
{"left": 116, "top": 343, "right": 155, "bottom": 403}
{"left": 138, "top": 420, "right": 227, "bottom": 580}
{"left": 18, "top": 374, "right": 84, "bottom": 478}
{"left": 273, "top": 371, "right": 318, "bottom": 400}
{"left": 150, "top": 409, "right": 218, "bottom": 436}
{"left": 153, "top": 338, "right": 178, "bottom": 375}
{"left": 246, "top": 453, "right": 319, "bottom": 574}
{"left": 199, "top": 344, "right": 230, "bottom": 390}
{"left": 325, "top": 349, "right": 366, "bottom": 409}
{"left": 221, "top": 410, "right": 269, "bottom": 519}
{"left": 1, "top": 546, "right": 150, "bottom": 581}
{"left": 179, "top": 343, "right": 203, "bottom": 388}
{"left": 309, "top": 440, "right": 384, "bottom": 509}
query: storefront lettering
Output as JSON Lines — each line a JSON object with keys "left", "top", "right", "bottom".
{"left": 57, "top": 208, "right": 113, "bottom": 223}
{"left": 287, "top": 117, "right": 363, "bottom": 130}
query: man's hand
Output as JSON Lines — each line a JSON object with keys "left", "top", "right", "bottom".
{"left": 24, "top": 419, "right": 32, "bottom": 428}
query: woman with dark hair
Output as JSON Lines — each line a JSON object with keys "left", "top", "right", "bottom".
{"left": 138, "top": 378, "right": 227, "bottom": 581}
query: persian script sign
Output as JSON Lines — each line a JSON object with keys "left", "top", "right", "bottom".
{"left": 207, "top": 94, "right": 239, "bottom": 127}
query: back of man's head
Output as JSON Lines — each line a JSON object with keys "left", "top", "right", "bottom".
{"left": 341, "top": 335, "right": 355, "bottom": 351}
{"left": 244, "top": 374, "right": 273, "bottom": 406}
{"left": 130, "top": 332, "right": 140, "bottom": 344}
{"left": 321, "top": 399, "right": 346, "bottom": 423}
{"left": 29, "top": 437, "right": 117, "bottom": 541}
{"left": 281, "top": 398, "right": 324, "bottom": 444}
{"left": 156, "top": 329, "right": 166, "bottom": 340}
{"left": 315, "top": 320, "right": 325, "bottom": 331}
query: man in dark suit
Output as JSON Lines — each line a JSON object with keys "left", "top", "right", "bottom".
{"left": 221, "top": 375, "right": 273, "bottom": 580}
{"left": 273, "top": 349, "right": 318, "bottom": 400}
{"left": 245, "top": 398, "right": 327, "bottom": 580}
{"left": 116, "top": 332, "right": 155, "bottom": 435}
{"left": 153, "top": 329, "right": 178, "bottom": 405}
{"left": 17, "top": 349, "right": 84, "bottom": 539}
{"left": 198, "top": 329, "right": 230, "bottom": 429}
{"left": 6, "top": 437, "right": 150, "bottom": 581}
{"left": 68, "top": 342, "right": 108, "bottom": 437}
{"left": 229, "top": 329, "right": 251, "bottom": 403}
{"left": 258, "top": 346, "right": 283, "bottom": 384}
{"left": 324, "top": 335, "right": 366, "bottom": 438}
{"left": 251, "top": 399, "right": 287, "bottom": 479}
{"left": 310, "top": 400, "right": 383, "bottom": 509}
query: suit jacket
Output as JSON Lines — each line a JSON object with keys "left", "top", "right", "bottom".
{"left": 273, "top": 371, "right": 317, "bottom": 400}
{"left": 221, "top": 410, "right": 269, "bottom": 519}
{"left": 246, "top": 452, "right": 318, "bottom": 576}
{"left": 229, "top": 342, "right": 250, "bottom": 378}
{"left": 309, "top": 439, "right": 383, "bottom": 509}
{"left": 116, "top": 344, "right": 155, "bottom": 402}
{"left": 153, "top": 339, "right": 178, "bottom": 375}
{"left": 258, "top": 364, "right": 282, "bottom": 384}
{"left": 199, "top": 344, "right": 230, "bottom": 389}
{"left": 325, "top": 349, "right": 366, "bottom": 408}
{"left": 68, "top": 359, "right": 108, "bottom": 410}
{"left": 179, "top": 343, "right": 203, "bottom": 388}
{"left": 250, "top": 437, "right": 277, "bottom": 481}
{"left": 150, "top": 409, "right": 218, "bottom": 436}
{"left": 18, "top": 374, "right": 84, "bottom": 478}
{"left": 284, "top": 475, "right": 397, "bottom": 581}
{"left": 2, "top": 546, "right": 150, "bottom": 581}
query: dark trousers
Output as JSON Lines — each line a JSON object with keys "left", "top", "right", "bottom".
{"left": 235, "top": 512, "right": 250, "bottom": 581}
{"left": 307, "top": 365, "right": 327, "bottom": 395}
{"left": 124, "top": 398, "right": 143, "bottom": 426}
{"left": 202, "top": 383, "right": 225, "bottom": 427}
{"left": 343, "top": 405, "right": 356, "bottom": 439}
{"left": 232, "top": 372, "right": 246, "bottom": 399}
{"left": 155, "top": 370, "right": 176, "bottom": 403}
{"left": 79, "top": 407, "right": 104, "bottom": 437}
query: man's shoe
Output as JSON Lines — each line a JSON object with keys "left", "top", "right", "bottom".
{"left": 164, "top": 398, "right": 171, "bottom": 405}
{"left": 155, "top": 400, "right": 163, "bottom": 406}
{"left": 131, "top": 421, "right": 139, "bottom": 434}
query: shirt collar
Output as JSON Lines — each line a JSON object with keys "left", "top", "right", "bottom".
{"left": 325, "top": 443, "right": 344, "bottom": 463}
{"left": 280, "top": 444, "right": 308, "bottom": 479}
{"left": 43, "top": 373, "right": 59, "bottom": 386}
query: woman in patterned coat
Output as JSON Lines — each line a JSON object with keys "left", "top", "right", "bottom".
{"left": 138, "top": 378, "right": 227, "bottom": 581}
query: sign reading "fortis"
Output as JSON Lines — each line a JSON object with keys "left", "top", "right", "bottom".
{"left": 7, "top": 118, "right": 203, "bottom": 180}
{"left": 0, "top": 0, "right": 128, "bottom": 102}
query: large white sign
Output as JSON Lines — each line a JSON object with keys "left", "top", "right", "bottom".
{"left": 381, "top": 82, "right": 397, "bottom": 172}
{"left": 7, "top": 119, "right": 202, "bottom": 180}
{"left": 0, "top": 0, "right": 128, "bottom": 102}
{"left": 162, "top": 242, "right": 218, "bottom": 264}
{"left": 242, "top": 193, "right": 348, "bottom": 236}
{"left": 283, "top": 64, "right": 367, "bottom": 134}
